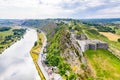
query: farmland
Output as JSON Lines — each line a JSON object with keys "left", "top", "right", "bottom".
{"left": 100, "top": 32, "right": 120, "bottom": 42}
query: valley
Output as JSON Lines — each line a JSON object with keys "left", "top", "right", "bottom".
{"left": 0, "top": 19, "right": 120, "bottom": 80}
{"left": 0, "top": 0, "right": 120, "bottom": 80}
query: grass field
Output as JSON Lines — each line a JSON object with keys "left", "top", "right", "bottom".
{"left": 0, "top": 30, "right": 13, "bottom": 36}
{"left": 100, "top": 32, "right": 120, "bottom": 42}
{"left": 30, "top": 32, "right": 45, "bottom": 80}
{"left": 0, "top": 30, "right": 13, "bottom": 48}
{"left": 0, "top": 30, "right": 13, "bottom": 42}
{"left": 115, "top": 29, "right": 120, "bottom": 35}
{"left": 85, "top": 49, "right": 120, "bottom": 80}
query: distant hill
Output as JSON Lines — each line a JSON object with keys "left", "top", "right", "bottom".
{"left": 81, "top": 18, "right": 120, "bottom": 23}
{"left": 0, "top": 19, "right": 24, "bottom": 27}
{"left": 0, "top": 18, "right": 120, "bottom": 27}
{"left": 21, "top": 19, "right": 49, "bottom": 27}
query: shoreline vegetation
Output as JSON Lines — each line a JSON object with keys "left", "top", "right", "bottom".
{"left": 0, "top": 27, "right": 26, "bottom": 54}
{"left": 30, "top": 30, "right": 45, "bottom": 80}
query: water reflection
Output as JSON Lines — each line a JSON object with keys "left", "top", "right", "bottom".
{"left": 0, "top": 29, "right": 40, "bottom": 80}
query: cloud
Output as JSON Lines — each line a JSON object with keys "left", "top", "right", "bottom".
{"left": 0, "top": 0, "right": 120, "bottom": 19}
{"left": 98, "top": 6, "right": 120, "bottom": 14}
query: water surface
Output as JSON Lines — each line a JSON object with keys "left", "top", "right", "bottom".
{"left": 0, "top": 29, "right": 40, "bottom": 80}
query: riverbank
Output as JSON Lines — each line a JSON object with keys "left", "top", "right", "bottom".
{"left": 30, "top": 30, "right": 63, "bottom": 80}
{"left": 30, "top": 31, "right": 45, "bottom": 80}
{"left": 0, "top": 27, "right": 26, "bottom": 54}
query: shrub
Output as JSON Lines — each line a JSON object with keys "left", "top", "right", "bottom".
{"left": 81, "top": 63, "right": 85, "bottom": 69}
{"left": 34, "top": 41, "right": 37, "bottom": 46}
{"left": 68, "top": 72, "right": 77, "bottom": 80}
{"left": 118, "top": 38, "right": 120, "bottom": 42}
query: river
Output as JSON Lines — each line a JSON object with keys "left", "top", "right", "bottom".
{"left": 0, "top": 29, "right": 40, "bottom": 80}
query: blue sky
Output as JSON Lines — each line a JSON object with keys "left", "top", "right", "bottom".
{"left": 0, "top": 0, "right": 120, "bottom": 19}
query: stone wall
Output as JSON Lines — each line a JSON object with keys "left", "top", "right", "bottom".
{"left": 78, "top": 40, "right": 108, "bottom": 52}
{"left": 97, "top": 43, "right": 108, "bottom": 49}
{"left": 89, "top": 43, "right": 97, "bottom": 50}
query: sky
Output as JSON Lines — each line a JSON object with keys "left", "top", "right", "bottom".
{"left": 0, "top": 0, "right": 120, "bottom": 19}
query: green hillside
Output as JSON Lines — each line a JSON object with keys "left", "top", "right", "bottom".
{"left": 85, "top": 49, "right": 120, "bottom": 80}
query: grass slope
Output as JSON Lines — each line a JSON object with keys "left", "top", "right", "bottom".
{"left": 85, "top": 49, "right": 120, "bottom": 80}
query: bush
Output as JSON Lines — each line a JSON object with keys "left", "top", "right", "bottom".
{"left": 68, "top": 72, "right": 77, "bottom": 80}
{"left": 81, "top": 63, "right": 85, "bottom": 69}
{"left": 58, "top": 62, "right": 70, "bottom": 75}
{"left": 34, "top": 41, "right": 37, "bottom": 46}
{"left": 74, "top": 25, "right": 81, "bottom": 31}
{"left": 118, "top": 38, "right": 120, "bottom": 42}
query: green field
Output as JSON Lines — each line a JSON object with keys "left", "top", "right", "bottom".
{"left": 85, "top": 49, "right": 120, "bottom": 80}
{"left": 0, "top": 30, "right": 13, "bottom": 36}
{"left": 0, "top": 30, "right": 13, "bottom": 52}
{"left": 0, "top": 30, "right": 13, "bottom": 41}
{"left": 0, "top": 27, "right": 26, "bottom": 53}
